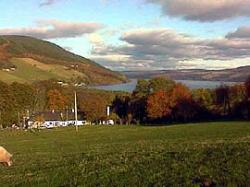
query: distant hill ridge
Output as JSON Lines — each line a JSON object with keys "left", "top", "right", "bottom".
{"left": 123, "top": 66, "right": 250, "bottom": 82}
{"left": 0, "top": 35, "right": 126, "bottom": 85}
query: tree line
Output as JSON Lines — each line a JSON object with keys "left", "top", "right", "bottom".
{"left": 111, "top": 76, "right": 250, "bottom": 124}
{"left": 0, "top": 80, "right": 125, "bottom": 127}
{"left": 0, "top": 76, "right": 249, "bottom": 127}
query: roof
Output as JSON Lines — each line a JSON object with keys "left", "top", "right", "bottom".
{"left": 30, "top": 111, "right": 85, "bottom": 121}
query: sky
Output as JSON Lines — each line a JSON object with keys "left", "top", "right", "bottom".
{"left": 1, "top": 0, "right": 250, "bottom": 71}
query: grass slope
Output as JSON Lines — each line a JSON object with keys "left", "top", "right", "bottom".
{"left": 0, "top": 58, "right": 88, "bottom": 83}
{"left": 0, "top": 121, "right": 249, "bottom": 186}
{"left": 0, "top": 35, "right": 126, "bottom": 84}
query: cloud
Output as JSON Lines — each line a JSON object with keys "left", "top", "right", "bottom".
{"left": 0, "top": 20, "right": 103, "bottom": 39}
{"left": 146, "top": 0, "right": 250, "bottom": 22}
{"left": 39, "top": 0, "right": 61, "bottom": 7}
{"left": 226, "top": 26, "right": 250, "bottom": 39}
{"left": 91, "top": 27, "right": 250, "bottom": 70}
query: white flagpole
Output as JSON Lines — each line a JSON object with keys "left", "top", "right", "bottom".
{"left": 74, "top": 91, "right": 78, "bottom": 132}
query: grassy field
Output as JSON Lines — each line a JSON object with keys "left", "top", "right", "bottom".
{"left": 0, "top": 122, "right": 249, "bottom": 186}
{"left": 0, "top": 58, "right": 88, "bottom": 83}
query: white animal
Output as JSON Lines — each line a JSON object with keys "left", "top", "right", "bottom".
{"left": 0, "top": 146, "right": 13, "bottom": 166}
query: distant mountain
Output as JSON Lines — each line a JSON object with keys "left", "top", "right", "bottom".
{"left": 0, "top": 35, "right": 126, "bottom": 85}
{"left": 123, "top": 66, "right": 250, "bottom": 82}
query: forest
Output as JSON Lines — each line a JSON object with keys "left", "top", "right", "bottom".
{"left": 0, "top": 76, "right": 249, "bottom": 127}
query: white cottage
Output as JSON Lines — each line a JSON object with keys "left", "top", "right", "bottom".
{"left": 28, "top": 111, "right": 86, "bottom": 129}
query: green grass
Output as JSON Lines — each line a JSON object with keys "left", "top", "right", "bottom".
{"left": 0, "top": 122, "right": 249, "bottom": 186}
{"left": 0, "top": 58, "right": 88, "bottom": 83}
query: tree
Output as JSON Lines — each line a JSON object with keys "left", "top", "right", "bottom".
{"left": 130, "top": 97, "right": 147, "bottom": 124}
{"left": 132, "top": 77, "right": 176, "bottom": 123}
{"left": 172, "top": 99, "right": 200, "bottom": 122}
{"left": 147, "top": 83, "right": 193, "bottom": 122}
{"left": 244, "top": 76, "right": 250, "bottom": 118}
{"left": 171, "top": 83, "right": 192, "bottom": 104}
{"left": 215, "top": 85, "right": 231, "bottom": 116}
{"left": 229, "top": 84, "right": 246, "bottom": 107}
{"left": 11, "top": 82, "right": 36, "bottom": 112}
{"left": 149, "top": 76, "right": 175, "bottom": 93}
{"left": 78, "top": 93, "right": 107, "bottom": 123}
{"left": 192, "top": 88, "right": 213, "bottom": 108}
{"left": 245, "top": 75, "right": 250, "bottom": 100}
{"left": 131, "top": 80, "right": 150, "bottom": 124}
{"left": 0, "top": 81, "right": 17, "bottom": 127}
{"left": 133, "top": 79, "right": 150, "bottom": 98}
{"left": 170, "top": 84, "right": 199, "bottom": 122}
{"left": 147, "top": 90, "right": 173, "bottom": 120}
{"left": 47, "top": 89, "right": 68, "bottom": 110}
{"left": 33, "top": 79, "right": 63, "bottom": 111}
{"left": 112, "top": 96, "right": 131, "bottom": 124}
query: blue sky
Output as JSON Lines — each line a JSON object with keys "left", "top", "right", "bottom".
{"left": 1, "top": 0, "right": 250, "bottom": 70}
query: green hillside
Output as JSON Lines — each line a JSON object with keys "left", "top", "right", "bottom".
{"left": 0, "top": 35, "right": 126, "bottom": 85}
{"left": 0, "top": 122, "right": 249, "bottom": 186}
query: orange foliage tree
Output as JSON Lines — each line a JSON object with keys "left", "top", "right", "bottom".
{"left": 147, "top": 90, "right": 173, "bottom": 119}
{"left": 171, "top": 83, "right": 192, "bottom": 104}
{"left": 47, "top": 89, "right": 68, "bottom": 110}
{"left": 147, "top": 83, "right": 193, "bottom": 121}
{"left": 78, "top": 94, "right": 107, "bottom": 123}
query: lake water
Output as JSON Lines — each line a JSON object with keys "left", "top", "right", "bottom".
{"left": 93, "top": 79, "right": 239, "bottom": 93}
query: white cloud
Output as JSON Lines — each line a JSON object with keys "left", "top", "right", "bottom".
{"left": 0, "top": 20, "right": 103, "bottom": 39}
{"left": 91, "top": 27, "right": 250, "bottom": 70}
{"left": 147, "top": 0, "right": 250, "bottom": 22}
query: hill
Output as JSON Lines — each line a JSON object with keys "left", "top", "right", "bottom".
{"left": 0, "top": 122, "right": 249, "bottom": 186}
{"left": 0, "top": 35, "right": 126, "bottom": 85}
{"left": 124, "top": 66, "right": 250, "bottom": 82}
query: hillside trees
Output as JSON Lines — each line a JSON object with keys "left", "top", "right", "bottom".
{"left": 0, "top": 82, "right": 17, "bottom": 127}
{"left": 11, "top": 82, "right": 36, "bottom": 112}
{"left": 0, "top": 82, "right": 37, "bottom": 127}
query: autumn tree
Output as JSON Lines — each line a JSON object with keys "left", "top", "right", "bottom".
{"left": 47, "top": 89, "right": 68, "bottom": 110}
{"left": 147, "top": 90, "right": 173, "bottom": 120}
{"left": 147, "top": 83, "right": 195, "bottom": 122}
{"left": 33, "top": 80, "right": 63, "bottom": 111}
{"left": 192, "top": 88, "right": 213, "bottom": 108}
{"left": 229, "top": 84, "right": 246, "bottom": 106}
{"left": 170, "top": 84, "right": 200, "bottom": 122}
{"left": 78, "top": 93, "right": 107, "bottom": 123}
{"left": 171, "top": 83, "right": 192, "bottom": 104}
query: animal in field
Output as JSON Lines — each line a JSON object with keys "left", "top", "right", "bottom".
{"left": 0, "top": 146, "right": 13, "bottom": 166}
